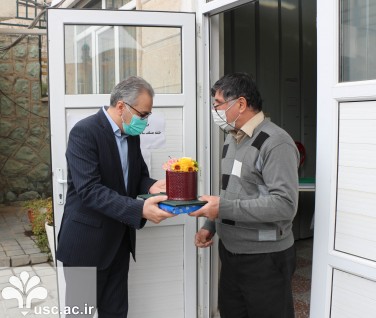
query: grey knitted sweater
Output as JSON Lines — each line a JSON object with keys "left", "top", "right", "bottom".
{"left": 203, "top": 118, "right": 300, "bottom": 254}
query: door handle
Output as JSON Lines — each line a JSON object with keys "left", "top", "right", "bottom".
{"left": 56, "top": 168, "right": 66, "bottom": 205}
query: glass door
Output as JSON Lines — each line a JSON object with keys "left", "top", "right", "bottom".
{"left": 48, "top": 8, "right": 196, "bottom": 318}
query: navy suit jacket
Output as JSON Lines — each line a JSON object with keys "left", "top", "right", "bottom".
{"left": 56, "top": 108, "right": 156, "bottom": 270}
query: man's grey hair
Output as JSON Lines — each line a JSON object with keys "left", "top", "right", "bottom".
{"left": 110, "top": 76, "right": 154, "bottom": 106}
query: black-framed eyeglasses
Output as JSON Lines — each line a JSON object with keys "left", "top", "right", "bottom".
{"left": 124, "top": 102, "right": 152, "bottom": 120}
{"left": 212, "top": 98, "right": 238, "bottom": 110}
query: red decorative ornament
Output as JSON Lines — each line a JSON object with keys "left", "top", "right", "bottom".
{"left": 295, "top": 141, "right": 306, "bottom": 167}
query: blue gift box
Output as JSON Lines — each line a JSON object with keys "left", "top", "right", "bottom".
{"left": 137, "top": 193, "right": 206, "bottom": 215}
{"left": 158, "top": 203, "right": 203, "bottom": 214}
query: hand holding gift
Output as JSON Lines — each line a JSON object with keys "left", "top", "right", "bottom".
{"left": 189, "top": 195, "right": 220, "bottom": 220}
{"left": 142, "top": 194, "right": 176, "bottom": 224}
{"left": 149, "top": 179, "right": 166, "bottom": 194}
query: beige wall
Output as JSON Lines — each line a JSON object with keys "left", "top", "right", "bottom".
{"left": 138, "top": 0, "right": 195, "bottom": 12}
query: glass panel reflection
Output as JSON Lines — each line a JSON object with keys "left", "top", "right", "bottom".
{"left": 105, "top": 0, "right": 132, "bottom": 9}
{"left": 65, "top": 25, "right": 182, "bottom": 94}
{"left": 77, "top": 35, "right": 93, "bottom": 94}
{"left": 98, "top": 27, "right": 115, "bottom": 94}
{"left": 340, "top": 0, "right": 376, "bottom": 82}
{"left": 119, "top": 26, "right": 137, "bottom": 82}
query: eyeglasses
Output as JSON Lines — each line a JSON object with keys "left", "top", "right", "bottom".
{"left": 124, "top": 102, "right": 152, "bottom": 120}
{"left": 212, "top": 98, "right": 238, "bottom": 110}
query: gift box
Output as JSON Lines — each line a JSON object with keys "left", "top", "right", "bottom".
{"left": 166, "top": 170, "right": 197, "bottom": 201}
{"left": 137, "top": 194, "right": 206, "bottom": 214}
{"left": 158, "top": 201, "right": 203, "bottom": 214}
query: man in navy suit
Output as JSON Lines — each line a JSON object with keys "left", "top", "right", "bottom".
{"left": 57, "top": 76, "right": 174, "bottom": 317}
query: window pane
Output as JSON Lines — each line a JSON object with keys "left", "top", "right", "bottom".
{"left": 98, "top": 27, "right": 115, "bottom": 94}
{"left": 65, "top": 25, "right": 182, "bottom": 94}
{"left": 82, "top": 0, "right": 102, "bottom": 9}
{"left": 106, "top": 0, "right": 132, "bottom": 9}
{"left": 77, "top": 35, "right": 93, "bottom": 94}
{"left": 119, "top": 26, "right": 137, "bottom": 80}
{"left": 340, "top": 0, "right": 376, "bottom": 82}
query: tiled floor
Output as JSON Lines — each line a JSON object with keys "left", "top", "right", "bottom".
{"left": 0, "top": 205, "right": 50, "bottom": 267}
{"left": 293, "top": 238, "right": 313, "bottom": 318}
{"left": 0, "top": 263, "right": 58, "bottom": 318}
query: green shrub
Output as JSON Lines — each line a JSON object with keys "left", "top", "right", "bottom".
{"left": 32, "top": 209, "right": 50, "bottom": 253}
{"left": 23, "top": 197, "right": 53, "bottom": 254}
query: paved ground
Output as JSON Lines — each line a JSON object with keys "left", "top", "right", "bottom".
{"left": 293, "top": 238, "right": 313, "bottom": 318}
{"left": 0, "top": 204, "right": 57, "bottom": 317}
{"left": 0, "top": 262, "right": 58, "bottom": 318}
{"left": 0, "top": 204, "right": 50, "bottom": 267}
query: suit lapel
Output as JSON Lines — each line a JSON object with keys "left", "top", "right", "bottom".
{"left": 97, "top": 108, "right": 127, "bottom": 194}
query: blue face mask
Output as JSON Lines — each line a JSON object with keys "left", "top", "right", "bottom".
{"left": 122, "top": 114, "right": 148, "bottom": 136}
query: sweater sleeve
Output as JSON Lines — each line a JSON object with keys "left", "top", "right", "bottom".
{"left": 218, "top": 142, "right": 299, "bottom": 224}
{"left": 201, "top": 219, "right": 216, "bottom": 234}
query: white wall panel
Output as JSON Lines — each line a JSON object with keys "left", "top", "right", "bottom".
{"left": 128, "top": 225, "right": 184, "bottom": 318}
{"left": 336, "top": 101, "right": 376, "bottom": 261}
{"left": 338, "top": 166, "right": 376, "bottom": 193}
{"left": 331, "top": 270, "right": 376, "bottom": 318}
{"left": 339, "top": 119, "right": 376, "bottom": 144}
{"left": 340, "top": 101, "right": 376, "bottom": 119}
{"left": 335, "top": 211, "right": 376, "bottom": 261}
{"left": 338, "top": 143, "right": 376, "bottom": 169}
{"left": 337, "top": 188, "right": 376, "bottom": 219}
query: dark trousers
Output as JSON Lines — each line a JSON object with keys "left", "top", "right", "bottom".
{"left": 63, "top": 235, "right": 131, "bottom": 318}
{"left": 218, "top": 240, "right": 296, "bottom": 318}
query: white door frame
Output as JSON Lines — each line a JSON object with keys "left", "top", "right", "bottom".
{"left": 196, "top": 1, "right": 258, "bottom": 317}
{"left": 48, "top": 8, "right": 197, "bottom": 318}
{"left": 311, "top": 0, "right": 376, "bottom": 316}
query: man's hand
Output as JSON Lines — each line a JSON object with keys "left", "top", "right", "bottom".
{"left": 142, "top": 195, "right": 175, "bottom": 224}
{"left": 195, "top": 228, "right": 214, "bottom": 248}
{"left": 189, "top": 195, "right": 220, "bottom": 220}
{"left": 149, "top": 179, "right": 166, "bottom": 194}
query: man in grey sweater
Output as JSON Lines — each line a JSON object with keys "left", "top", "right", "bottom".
{"left": 190, "top": 72, "right": 299, "bottom": 318}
